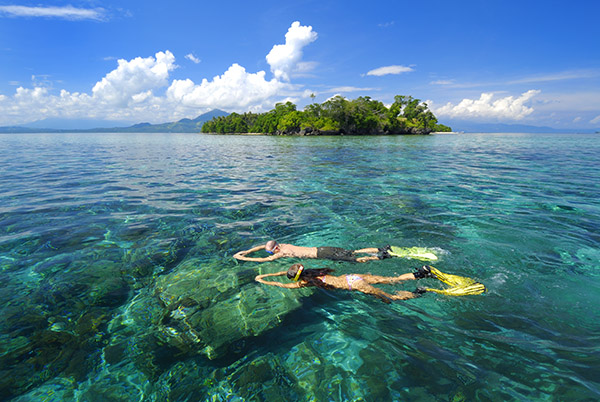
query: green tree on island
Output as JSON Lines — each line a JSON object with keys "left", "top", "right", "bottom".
{"left": 201, "top": 95, "right": 451, "bottom": 135}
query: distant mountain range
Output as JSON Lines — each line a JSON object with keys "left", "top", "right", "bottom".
{"left": 444, "top": 120, "right": 599, "bottom": 134}
{"left": 0, "top": 109, "right": 229, "bottom": 133}
{"left": 0, "top": 111, "right": 597, "bottom": 134}
{"left": 23, "top": 117, "right": 132, "bottom": 130}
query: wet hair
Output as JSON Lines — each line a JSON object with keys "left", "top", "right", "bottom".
{"left": 287, "top": 264, "right": 335, "bottom": 289}
{"left": 265, "top": 240, "right": 278, "bottom": 252}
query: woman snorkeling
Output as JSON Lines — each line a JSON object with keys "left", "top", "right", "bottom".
{"left": 255, "top": 264, "right": 436, "bottom": 303}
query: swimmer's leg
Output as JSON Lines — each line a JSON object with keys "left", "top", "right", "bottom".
{"left": 390, "top": 290, "right": 420, "bottom": 301}
{"left": 353, "top": 246, "right": 391, "bottom": 262}
{"left": 352, "top": 280, "right": 419, "bottom": 303}
{"left": 360, "top": 273, "right": 417, "bottom": 284}
{"left": 355, "top": 255, "right": 381, "bottom": 263}
{"left": 353, "top": 247, "right": 379, "bottom": 254}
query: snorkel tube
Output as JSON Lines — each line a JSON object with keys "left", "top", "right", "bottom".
{"left": 293, "top": 264, "right": 304, "bottom": 281}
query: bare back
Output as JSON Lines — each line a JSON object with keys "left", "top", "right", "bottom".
{"left": 297, "top": 274, "right": 351, "bottom": 290}
{"left": 278, "top": 244, "right": 318, "bottom": 259}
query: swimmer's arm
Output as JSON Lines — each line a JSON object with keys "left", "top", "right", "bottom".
{"left": 255, "top": 272, "right": 301, "bottom": 288}
{"left": 234, "top": 245, "right": 278, "bottom": 262}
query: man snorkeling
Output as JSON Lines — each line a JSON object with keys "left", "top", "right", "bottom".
{"left": 255, "top": 264, "right": 487, "bottom": 302}
{"left": 234, "top": 240, "right": 390, "bottom": 263}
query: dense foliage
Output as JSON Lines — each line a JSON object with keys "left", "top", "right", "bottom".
{"left": 201, "top": 95, "right": 451, "bottom": 135}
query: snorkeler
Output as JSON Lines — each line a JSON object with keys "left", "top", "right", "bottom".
{"left": 254, "top": 264, "right": 438, "bottom": 303}
{"left": 234, "top": 240, "right": 390, "bottom": 263}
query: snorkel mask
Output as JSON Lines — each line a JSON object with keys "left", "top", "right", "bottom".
{"left": 265, "top": 243, "right": 279, "bottom": 255}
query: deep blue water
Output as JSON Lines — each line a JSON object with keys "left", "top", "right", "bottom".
{"left": 1, "top": 132, "right": 599, "bottom": 401}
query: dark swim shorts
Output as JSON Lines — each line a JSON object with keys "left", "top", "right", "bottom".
{"left": 316, "top": 247, "right": 357, "bottom": 262}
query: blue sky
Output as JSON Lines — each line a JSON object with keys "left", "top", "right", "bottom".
{"left": 1, "top": 0, "right": 599, "bottom": 129}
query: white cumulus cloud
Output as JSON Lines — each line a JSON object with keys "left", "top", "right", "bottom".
{"left": 92, "top": 51, "right": 176, "bottom": 106}
{"left": 0, "top": 21, "right": 319, "bottom": 125}
{"left": 366, "top": 65, "right": 414, "bottom": 76}
{"left": 432, "top": 90, "right": 541, "bottom": 120}
{"left": 167, "top": 63, "right": 288, "bottom": 111}
{"left": 266, "top": 21, "right": 318, "bottom": 81}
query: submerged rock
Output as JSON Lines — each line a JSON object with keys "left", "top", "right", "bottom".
{"left": 154, "top": 258, "right": 304, "bottom": 359}
{"left": 0, "top": 256, "right": 131, "bottom": 399}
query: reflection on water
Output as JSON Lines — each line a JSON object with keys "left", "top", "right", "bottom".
{"left": 1, "top": 132, "right": 599, "bottom": 400}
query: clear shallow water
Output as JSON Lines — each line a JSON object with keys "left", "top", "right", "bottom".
{"left": 1, "top": 132, "right": 599, "bottom": 401}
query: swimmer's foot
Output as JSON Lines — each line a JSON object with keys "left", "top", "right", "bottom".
{"left": 394, "top": 290, "right": 418, "bottom": 300}
{"left": 413, "top": 265, "right": 435, "bottom": 279}
{"left": 413, "top": 287, "right": 428, "bottom": 296}
{"left": 377, "top": 245, "right": 392, "bottom": 260}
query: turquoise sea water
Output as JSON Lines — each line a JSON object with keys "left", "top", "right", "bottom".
{"left": 1, "top": 132, "right": 599, "bottom": 401}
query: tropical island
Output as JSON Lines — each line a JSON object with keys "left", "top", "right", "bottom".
{"left": 0, "top": 95, "right": 453, "bottom": 134}
{"left": 201, "top": 95, "right": 452, "bottom": 135}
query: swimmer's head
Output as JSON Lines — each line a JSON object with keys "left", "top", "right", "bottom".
{"left": 287, "top": 264, "right": 304, "bottom": 281}
{"left": 265, "top": 240, "right": 279, "bottom": 254}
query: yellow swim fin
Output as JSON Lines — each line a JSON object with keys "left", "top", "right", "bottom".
{"left": 416, "top": 266, "right": 486, "bottom": 296}
{"left": 424, "top": 283, "right": 487, "bottom": 296}
{"left": 427, "top": 266, "right": 478, "bottom": 287}
{"left": 389, "top": 246, "right": 438, "bottom": 261}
